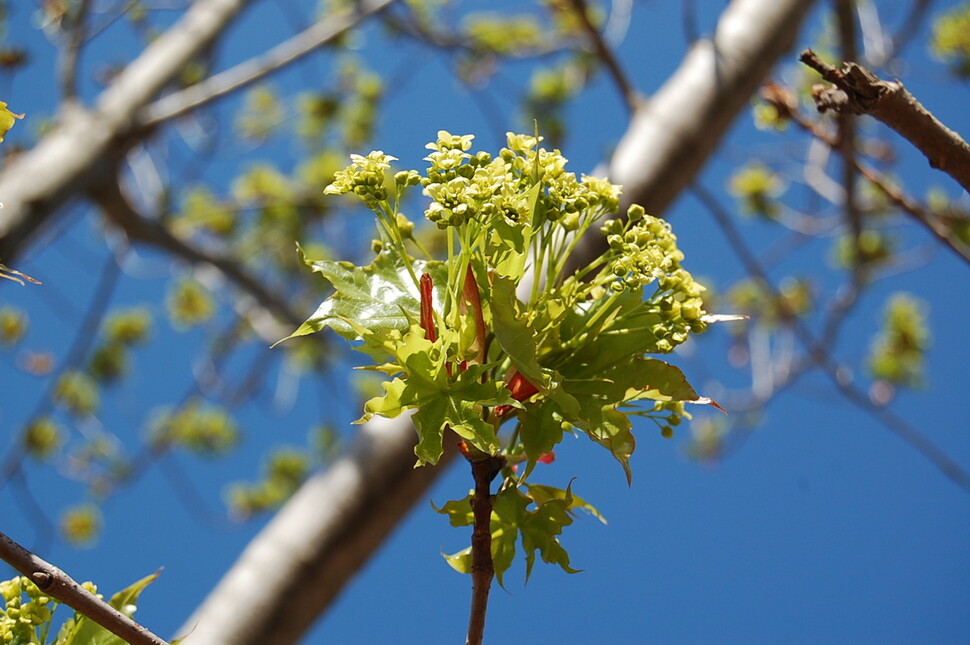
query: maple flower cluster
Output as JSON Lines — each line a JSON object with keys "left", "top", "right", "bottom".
{"left": 420, "top": 132, "right": 621, "bottom": 234}
{"left": 293, "top": 131, "right": 722, "bottom": 582}
{"left": 600, "top": 205, "right": 707, "bottom": 352}
{"left": 1, "top": 576, "right": 58, "bottom": 643}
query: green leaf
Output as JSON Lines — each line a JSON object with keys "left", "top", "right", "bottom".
{"left": 517, "top": 400, "right": 563, "bottom": 479}
{"left": 63, "top": 572, "right": 160, "bottom": 645}
{"left": 359, "top": 340, "right": 515, "bottom": 465}
{"left": 518, "top": 486, "right": 580, "bottom": 580}
{"left": 552, "top": 287, "right": 667, "bottom": 379}
{"left": 527, "top": 483, "right": 606, "bottom": 524}
{"left": 442, "top": 545, "right": 473, "bottom": 574}
{"left": 490, "top": 486, "right": 527, "bottom": 587}
{"left": 431, "top": 493, "right": 474, "bottom": 527}
{"left": 278, "top": 246, "right": 446, "bottom": 355}
{"left": 0, "top": 101, "right": 23, "bottom": 143}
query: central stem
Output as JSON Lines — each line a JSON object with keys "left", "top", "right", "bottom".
{"left": 465, "top": 453, "right": 504, "bottom": 645}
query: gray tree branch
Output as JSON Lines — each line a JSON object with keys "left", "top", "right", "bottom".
{"left": 0, "top": 0, "right": 254, "bottom": 262}
{"left": 177, "top": 1, "right": 817, "bottom": 643}
{"left": 141, "top": 0, "right": 398, "bottom": 128}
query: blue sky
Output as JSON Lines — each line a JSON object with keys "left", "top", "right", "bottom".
{"left": 2, "top": 1, "right": 969, "bottom": 643}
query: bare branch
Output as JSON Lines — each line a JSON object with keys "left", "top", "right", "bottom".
{"left": 563, "top": 0, "right": 639, "bottom": 112}
{"left": 761, "top": 83, "right": 970, "bottom": 266}
{"left": 90, "top": 176, "right": 307, "bottom": 337}
{"left": 57, "top": 0, "right": 92, "bottom": 100}
{"left": 0, "top": 530, "right": 169, "bottom": 645}
{"left": 801, "top": 48, "right": 970, "bottom": 193}
{"left": 141, "top": 0, "right": 398, "bottom": 128}
{"left": 693, "top": 182, "right": 970, "bottom": 492}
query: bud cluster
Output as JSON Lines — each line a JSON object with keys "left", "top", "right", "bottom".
{"left": 600, "top": 205, "right": 707, "bottom": 352}
{"left": 420, "top": 131, "right": 620, "bottom": 232}
{"left": 1, "top": 576, "right": 56, "bottom": 644}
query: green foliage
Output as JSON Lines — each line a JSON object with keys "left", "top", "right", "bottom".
{"left": 149, "top": 400, "right": 240, "bottom": 456}
{"left": 463, "top": 13, "right": 544, "bottom": 54}
{"left": 726, "top": 276, "right": 813, "bottom": 331}
{"left": 1, "top": 572, "right": 166, "bottom": 645}
{"left": 60, "top": 503, "right": 102, "bottom": 547}
{"left": 286, "top": 131, "right": 720, "bottom": 577}
{"left": 227, "top": 446, "right": 313, "bottom": 519}
{"left": 87, "top": 307, "right": 153, "bottom": 384}
{"left": 173, "top": 186, "right": 236, "bottom": 238}
{"left": 434, "top": 481, "right": 604, "bottom": 585}
{"left": 0, "top": 306, "right": 27, "bottom": 345}
{"left": 53, "top": 371, "right": 100, "bottom": 418}
{"left": 832, "top": 228, "right": 896, "bottom": 270}
{"left": 867, "top": 292, "right": 930, "bottom": 387}
{"left": 166, "top": 278, "right": 215, "bottom": 330}
{"left": 22, "top": 417, "right": 64, "bottom": 460}
{"left": 235, "top": 84, "right": 284, "bottom": 141}
{"left": 729, "top": 162, "right": 786, "bottom": 218}
{"left": 931, "top": 4, "right": 970, "bottom": 78}
{"left": 0, "top": 100, "right": 22, "bottom": 142}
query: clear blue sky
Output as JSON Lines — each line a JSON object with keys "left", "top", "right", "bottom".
{"left": 2, "top": 1, "right": 969, "bottom": 643}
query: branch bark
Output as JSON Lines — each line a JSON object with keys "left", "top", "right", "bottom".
{"left": 0, "top": 530, "right": 168, "bottom": 645}
{"left": 465, "top": 454, "right": 505, "bottom": 645}
{"left": 178, "top": 1, "right": 817, "bottom": 643}
{"left": 0, "top": 0, "right": 255, "bottom": 262}
{"left": 800, "top": 48, "right": 970, "bottom": 194}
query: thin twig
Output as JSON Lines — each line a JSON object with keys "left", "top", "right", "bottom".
{"left": 564, "top": 0, "right": 639, "bottom": 112}
{"left": 800, "top": 48, "right": 970, "bottom": 193}
{"left": 760, "top": 82, "right": 970, "bottom": 266}
{"left": 58, "top": 0, "right": 92, "bottom": 100}
{"left": 90, "top": 176, "right": 307, "bottom": 335}
{"left": 0, "top": 530, "right": 169, "bottom": 645}
{"left": 465, "top": 452, "right": 504, "bottom": 645}
{"left": 140, "top": 0, "right": 397, "bottom": 127}
{"left": 835, "top": 0, "right": 864, "bottom": 274}
{"left": 693, "top": 183, "right": 970, "bottom": 492}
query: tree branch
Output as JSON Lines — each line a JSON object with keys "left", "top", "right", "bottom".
{"left": 563, "top": 0, "right": 639, "bottom": 113}
{"left": 693, "top": 182, "right": 970, "bottom": 492}
{"left": 140, "top": 0, "right": 398, "bottom": 128}
{"left": 89, "top": 176, "right": 307, "bottom": 338}
{"left": 0, "top": 0, "right": 254, "bottom": 262}
{"left": 760, "top": 82, "right": 970, "bottom": 266}
{"left": 465, "top": 453, "right": 504, "bottom": 645}
{"left": 800, "top": 48, "right": 970, "bottom": 194}
{"left": 0, "top": 530, "right": 169, "bottom": 645}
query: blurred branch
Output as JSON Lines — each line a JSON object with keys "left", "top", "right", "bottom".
{"left": 801, "top": 48, "right": 970, "bottom": 194}
{"left": 90, "top": 177, "right": 305, "bottom": 339}
{"left": 835, "top": 0, "right": 864, "bottom": 275}
{"left": 57, "top": 0, "right": 91, "bottom": 100}
{"left": 564, "top": 0, "right": 638, "bottom": 112}
{"left": 693, "top": 183, "right": 970, "bottom": 492}
{"left": 0, "top": 530, "right": 169, "bottom": 645}
{"left": 0, "top": 0, "right": 254, "bottom": 262}
{"left": 141, "top": 0, "right": 398, "bottom": 128}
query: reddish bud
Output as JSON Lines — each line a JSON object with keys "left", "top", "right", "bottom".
{"left": 419, "top": 273, "right": 437, "bottom": 342}
{"left": 537, "top": 452, "right": 556, "bottom": 464}
{"left": 507, "top": 371, "right": 539, "bottom": 402}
